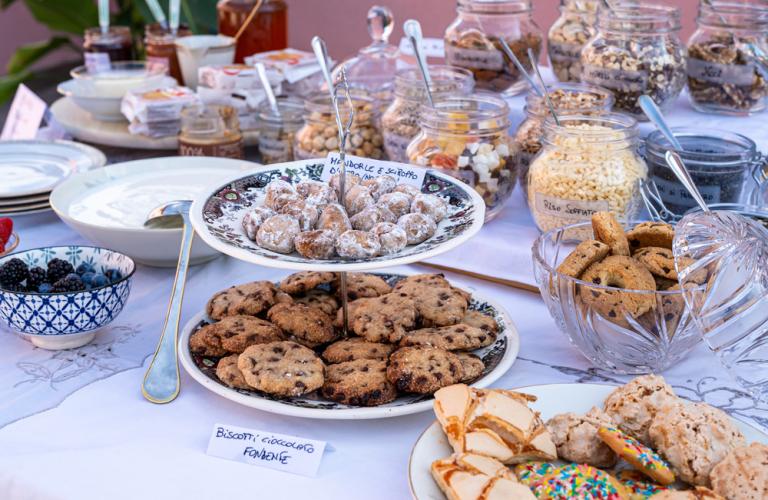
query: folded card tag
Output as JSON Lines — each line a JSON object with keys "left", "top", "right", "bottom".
{"left": 1, "top": 84, "right": 47, "bottom": 141}
{"left": 399, "top": 37, "right": 445, "bottom": 59}
{"left": 206, "top": 423, "right": 327, "bottom": 477}
{"left": 321, "top": 153, "right": 427, "bottom": 188}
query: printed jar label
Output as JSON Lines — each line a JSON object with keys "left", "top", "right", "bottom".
{"left": 652, "top": 175, "right": 722, "bottom": 207}
{"left": 446, "top": 46, "right": 504, "bottom": 71}
{"left": 146, "top": 56, "right": 170, "bottom": 75}
{"left": 179, "top": 137, "right": 244, "bottom": 159}
{"left": 686, "top": 58, "right": 756, "bottom": 86}
{"left": 548, "top": 42, "right": 583, "bottom": 62}
{"left": 383, "top": 132, "right": 415, "bottom": 163}
{"left": 582, "top": 64, "right": 648, "bottom": 92}
{"left": 84, "top": 52, "right": 111, "bottom": 73}
{"left": 534, "top": 193, "right": 609, "bottom": 219}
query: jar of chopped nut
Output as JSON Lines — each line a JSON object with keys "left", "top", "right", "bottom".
{"left": 514, "top": 83, "right": 614, "bottom": 204}
{"left": 407, "top": 93, "right": 516, "bottom": 221}
{"left": 294, "top": 92, "right": 386, "bottom": 160}
{"left": 444, "top": 0, "right": 543, "bottom": 96}
{"left": 548, "top": 0, "right": 599, "bottom": 82}
{"left": 527, "top": 113, "right": 647, "bottom": 234}
{"left": 686, "top": 1, "right": 768, "bottom": 115}
{"left": 381, "top": 65, "right": 474, "bottom": 163}
{"left": 257, "top": 97, "right": 304, "bottom": 164}
{"left": 581, "top": 3, "right": 687, "bottom": 118}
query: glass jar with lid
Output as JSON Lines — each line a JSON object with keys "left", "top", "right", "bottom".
{"left": 514, "top": 83, "right": 614, "bottom": 203}
{"left": 687, "top": 1, "right": 768, "bottom": 115}
{"left": 257, "top": 97, "right": 304, "bottom": 164}
{"left": 547, "top": 0, "right": 600, "bottom": 82}
{"left": 144, "top": 23, "right": 192, "bottom": 85}
{"left": 527, "top": 113, "right": 647, "bottom": 234}
{"left": 217, "top": 0, "right": 288, "bottom": 63}
{"left": 581, "top": 3, "right": 687, "bottom": 118}
{"left": 407, "top": 93, "right": 516, "bottom": 221}
{"left": 444, "top": 0, "right": 543, "bottom": 96}
{"left": 83, "top": 26, "right": 134, "bottom": 71}
{"left": 381, "top": 66, "right": 474, "bottom": 163}
{"left": 179, "top": 105, "right": 244, "bottom": 159}
{"left": 294, "top": 92, "right": 385, "bottom": 160}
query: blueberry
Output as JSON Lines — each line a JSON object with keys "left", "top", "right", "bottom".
{"left": 38, "top": 283, "right": 54, "bottom": 293}
{"left": 91, "top": 273, "right": 108, "bottom": 288}
{"left": 76, "top": 262, "right": 96, "bottom": 276}
{"left": 104, "top": 269, "right": 123, "bottom": 283}
{"left": 81, "top": 272, "right": 96, "bottom": 287}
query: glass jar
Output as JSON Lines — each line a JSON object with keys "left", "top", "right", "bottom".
{"left": 547, "top": 0, "right": 599, "bottom": 82}
{"left": 257, "top": 97, "right": 304, "bottom": 164}
{"left": 179, "top": 105, "right": 244, "bottom": 159}
{"left": 294, "top": 92, "right": 385, "bottom": 160}
{"left": 687, "top": 1, "right": 768, "bottom": 115}
{"left": 381, "top": 66, "right": 474, "bottom": 163}
{"left": 217, "top": 0, "right": 288, "bottom": 63}
{"left": 581, "top": 3, "right": 687, "bottom": 118}
{"left": 83, "top": 26, "right": 134, "bottom": 71}
{"left": 407, "top": 93, "right": 516, "bottom": 221}
{"left": 444, "top": 0, "right": 543, "bottom": 96}
{"left": 527, "top": 113, "right": 647, "bottom": 233}
{"left": 144, "top": 23, "right": 192, "bottom": 85}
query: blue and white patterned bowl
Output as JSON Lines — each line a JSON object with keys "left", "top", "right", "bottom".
{"left": 0, "top": 246, "right": 135, "bottom": 349}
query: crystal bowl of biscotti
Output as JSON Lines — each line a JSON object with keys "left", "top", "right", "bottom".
{"left": 532, "top": 212, "right": 709, "bottom": 374}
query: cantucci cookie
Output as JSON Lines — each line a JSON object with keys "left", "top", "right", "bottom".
{"left": 431, "top": 453, "right": 536, "bottom": 500}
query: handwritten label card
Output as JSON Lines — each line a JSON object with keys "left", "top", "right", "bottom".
{"left": 1, "top": 84, "right": 47, "bottom": 141}
{"left": 399, "top": 37, "right": 445, "bottom": 59}
{"left": 321, "top": 153, "right": 427, "bottom": 188}
{"left": 206, "top": 423, "right": 327, "bottom": 477}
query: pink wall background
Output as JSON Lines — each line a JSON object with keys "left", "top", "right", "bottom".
{"left": 1, "top": 0, "right": 700, "bottom": 71}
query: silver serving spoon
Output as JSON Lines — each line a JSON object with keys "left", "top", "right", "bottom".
{"left": 255, "top": 62, "right": 281, "bottom": 117}
{"left": 141, "top": 200, "right": 194, "bottom": 404}
{"left": 404, "top": 19, "right": 435, "bottom": 107}
{"left": 639, "top": 95, "right": 684, "bottom": 151}
{"left": 499, "top": 39, "right": 543, "bottom": 97}
{"left": 665, "top": 151, "right": 710, "bottom": 212}
{"left": 527, "top": 48, "right": 560, "bottom": 126}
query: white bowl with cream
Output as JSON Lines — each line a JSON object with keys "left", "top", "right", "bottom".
{"left": 175, "top": 35, "right": 236, "bottom": 89}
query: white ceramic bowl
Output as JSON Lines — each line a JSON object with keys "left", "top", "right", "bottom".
{"left": 69, "top": 61, "right": 167, "bottom": 98}
{"left": 57, "top": 77, "right": 176, "bottom": 122}
{"left": 175, "top": 35, "right": 235, "bottom": 89}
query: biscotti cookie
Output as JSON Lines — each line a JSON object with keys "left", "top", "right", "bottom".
{"left": 455, "top": 352, "right": 485, "bottom": 383}
{"left": 333, "top": 273, "right": 392, "bottom": 300}
{"left": 320, "top": 359, "right": 397, "bottom": 406}
{"left": 215, "top": 354, "right": 250, "bottom": 390}
{"left": 279, "top": 271, "right": 337, "bottom": 295}
{"left": 206, "top": 281, "right": 291, "bottom": 320}
{"left": 189, "top": 323, "right": 228, "bottom": 357}
{"left": 546, "top": 407, "right": 618, "bottom": 468}
{"left": 399, "top": 324, "right": 495, "bottom": 351}
{"left": 592, "top": 211, "right": 630, "bottom": 256}
{"left": 348, "top": 293, "right": 418, "bottom": 343}
{"left": 267, "top": 302, "right": 337, "bottom": 347}
{"left": 386, "top": 346, "right": 463, "bottom": 394}
{"left": 603, "top": 374, "right": 679, "bottom": 445}
{"left": 598, "top": 426, "right": 675, "bottom": 485}
{"left": 237, "top": 341, "right": 324, "bottom": 397}
{"left": 626, "top": 221, "right": 675, "bottom": 250}
{"left": 321, "top": 337, "right": 395, "bottom": 364}
{"left": 461, "top": 310, "right": 499, "bottom": 334}
{"left": 556, "top": 239, "right": 611, "bottom": 278}
{"left": 710, "top": 443, "right": 768, "bottom": 500}
{"left": 293, "top": 290, "right": 338, "bottom": 316}
{"left": 580, "top": 255, "right": 657, "bottom": 323}
{"left": 214, "top": 315, "right": 285, "bottom": 353}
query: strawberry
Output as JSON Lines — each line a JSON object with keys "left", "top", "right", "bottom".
{"left": 0, "top": 218, "right": 12, "bottom": 246}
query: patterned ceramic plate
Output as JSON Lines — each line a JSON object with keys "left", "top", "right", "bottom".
{"left": 189, "top": 159, "right": 486, "bottom": 272}
{"left": 178, "top": 273, "right": 519, "bottom": 420}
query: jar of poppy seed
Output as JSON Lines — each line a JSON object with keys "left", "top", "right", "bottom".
{"left": 645, "top": 128, "right": 767, "bottom": 216}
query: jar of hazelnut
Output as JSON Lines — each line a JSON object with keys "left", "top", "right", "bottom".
{"left": 547, "top": 0, "right": 600, "bottom": 82}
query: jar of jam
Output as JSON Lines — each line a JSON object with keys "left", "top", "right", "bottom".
{"left": 83, "top": 26, "right": 134, "bottom": 71}
{"left": 179, "top": 105, "right": 244, "bottom": 159}
{"left": 217, "top": 0, "right": 288, "bottom": 63}
{"left": 144, "top": 23, "right": 192, "bottom": 85}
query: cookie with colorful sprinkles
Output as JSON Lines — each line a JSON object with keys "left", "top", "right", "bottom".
{"left": 536, "top": 464, "right": 630, "bottom": 499}
{"left": 598, "top": 426, "right": 675, "bottom": 485}
{"left": 615, "top": 470, "right": 668, "bottom": 500}
{"left": 514, "top": 461, "right": 556, "bottom": 487}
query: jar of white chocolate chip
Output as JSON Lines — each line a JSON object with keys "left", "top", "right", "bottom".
{"left": 547, "top": 0, "right": 599, "bottom": 82}
{"left": 407, "top": 92, "right": 516, "bottom": 221}
{"left": 294, "top": 91, "right": 385, "bottom": 160}
{"left": 381, "top": 65, "right": 474, "bottom": 163}
{"left": 257, "top": 97, "right": 304, "bottom": 164}
{"left": 527, "top": 113, "right": 647, "bottom": 235}
{"left": 581, "top": 3, "right": 687, "bottom": 118}
{"left": 687, "top": 1, "right": 768, "bottom": 115}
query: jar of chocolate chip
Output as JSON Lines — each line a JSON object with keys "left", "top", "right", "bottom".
{"left": 548, "top": 0, "right": 600, "bottom": 82}
{"left": 444, "top": 0, "right": 543, "bottom": 96}
{"left": 257, "top": 97, "right": 304, "bottom": 164}
{"left": 381, "top": 65, "right": 474, "bottom": 163}
{"left": 581, "top": 3, "right": 687, "bottom": 119}
{"left": 686, "top": 1, "right": 768, "bottom": 115}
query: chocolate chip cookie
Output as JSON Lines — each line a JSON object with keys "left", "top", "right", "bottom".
{"left": 591, "top": 211, "right": 630, "bottom": 256}
{"left": 633, "top": 247, "right": 679, "bottom": 280}
{"left": 556, "top": 240, "right": 611, "bottom": 278}
{"left": 279, "top": 271, "right": 337, "bottom": 295}
{"left": 215, "top": 315, "right": 285, "bottom": 353}
{"left": 189, "top": 322, "right": 229, "bottom": 357}
{"left": 206, "top": 281, "right": 291, "bottom": 320}
{"left": 461, "top": 310, "right": 499, "bottom": 335}
{"left": 320, "top": 359, "right": 397, "bottom": 406}
{"left": 580, "top": 255, "right": 657, "bottom": 324}
{"left": 267, "top": 302, "right": 337, "bottom": 347}
{"left": 386, "top": 346, "right": 463, "bottom": 394}
{"left": 399, "top": 324, "right": 495, "bottom": 351}
{"left": 456, "top": 353, "right": 485, "bottom": 383}
{"left": 348, "top": 293, "right": 418, "bottom": 343}
{"left": 321, "top": 337, "right": 395, "bottom": 364}
{"left": 626, "top": 221, "right": 675, "bottom": 251}
{"left": 237, "top": 341, "right": 325, "bottom": 397}
{"left": 333, "top": 273, "right": 392, "bottom": 300}
{"left": 395, "top": 277, "right": 468, "bottom": 327}
{"left": 293, "top": 290, "right": 338, "bottom": 316}
{"left": 215, "top": 354, "right": 250, "bottom": 390}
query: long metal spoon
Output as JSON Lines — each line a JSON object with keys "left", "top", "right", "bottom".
{"left": 404, "top": 19, "right": 435, "bottom": 107}
{"left": 255, "top": 62, "right": 280, "bottom": 117}
{"left": 665, "top": 151, "right": 710, "bottom": 213}
{"left": 527, "top": 48, "right": 560, "bottom": 126}
{"left": 639, "top": 95, "right": 684, "bottom": 151}
{"left": 499, "top": 39, "right": 543, "bottom": 97}
{"left": 141, "top": 200, "right": 194, "bottom": 404}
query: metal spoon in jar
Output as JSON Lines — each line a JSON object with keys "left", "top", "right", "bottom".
{"left": 255, "top": 62, "right": 281, "bottom": 117}
{"left": 527, "top": 48, "right": 560, "bottom": 126}
{"left": 638, "top": 95, "right": 684, "bottom": 151}
{"left": 403, "top": 19, "right": 435, "bottom": 107}
{"left": 499, "top": 39, "right": 543, "bottom": 97}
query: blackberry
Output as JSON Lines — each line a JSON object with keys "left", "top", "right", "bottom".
{"left": 47, "top": 258, "right": 74, "bottom": 283}
{"left": 27, "top": 267, "right": 47, "bottom": 289}
{"left": 0, "top": 258, "right": 29, "bottom": 287}
{"left": 105, "top": 268, "right": 123, "bottom": 283}
{"left": 52, "top": 273, "right": 86, "bottom": 293}
{"left": 76, "top": 262, "right": 96, "bottom": 275}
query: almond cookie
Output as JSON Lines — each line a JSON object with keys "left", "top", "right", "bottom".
{"left": 386, "top": 346, "right": 463, "bottom": 394}
{"left": 626, "top": 221, "right": 675, "bottom": 251}
{"left": 361, "top": 175, "right": 396, "bottom": 200}
{"left": 242, "top": 206, "right": 276, "bottom": 241}
{"left": 710, "top": 443, "right": 768, "bottom": 500}
{"left": 462, "top": 310, "right": 499, "bottom": 335}
{"left": 336, "top": 229, "right": 381, "bottom": 259}
{"left": 317, "top": 203, "right": 352, "bottom": 236}
{"left": 343, "top": 184, "right": 375, "bottom": 216}
{"left": 536, "top": 463, "right": 630, "bottom": 499}
{"left": 294, "top": 230, "right": 337, "bottom": 260}
{"left": 649, "top": 401, "right": 746, "bottom": 486}
{"left": 206, "top": 281, "right": 291, "bottom": 320}
{"left": 267, "top": 302, "right": 337, "bottom": 347}
{"left": 296, "top": 179, "right": 335, "bottom": 206}
{"left": 455, "top": 353, "right": 485, "bottom": 383}
{"left": 256, "top": 214, "right": 301, "bottom": 254}
{"left": 278, "top": 199, "right": 319, "bottom": 232}
{"left": 333, "top": 272, "right": 392, "bottom": 300}
{"left": 411, "top": 193, "right": 448, "bottom": 223}
{"left": 546, "top": 407, "right": 618, "bottom": 468}
{"left": 320, "top": 359, "right": 397, "bottom": 406}
{"left": 580, "top": 255, "right": 657, "bottom": 324}
{"left": 279, "top": 271, "right": 337, "bottom": 295}
{"left": 215, "top": 354, "right": 250, "bottom": 390}
{"left": 321, "top": 337, "right": 395, "bottom": 364}
{"left": 614, "top": 470, "right": 668, "bottom": 499}
{"left": 189, "top": 323, "right": 229, "bottom": 357}
{"left": 397, "top": 212, "right": 436, "bottom": 245}
{"left": 556, "top": 239, "right": 611, "bottom": 278}
{"left": 293, "top": 290, "right": 338, "bottom": 316}
{"left": 399, "top": 324, "right": 495, "bottom": 351}
{"left": 598, "top": 426, "right": 675, "bottom": 485}
{"left": 237, "top": 341, "right": 324, "bottom": 397}
{"left": 650, "top": 487, "right": 725, "bottom": 499}
{"left": 213, "top": 315, "right": 285, "bottom": 353}
{"left": 348, "top": 293, "right": 418, "bottom": 343}
{"left": 592, "top": 211, "right": 630, "bottom": 256}
{"left": 378, "top": 191, "right": 412, "bottom": 218}
{"left": 264, "top": 179, "right": 301, "bottom": 211}
{"left": 329, "top": 172, "right": 360, "bottom": 194}
{"left": 349, "top": 205, "right": 396, "bottom": 231}
{"left": 392, "top": 183, "right": 421, "bottom": 199}
{"left": 393, "top": 275, "right": 469, "bottom": 327}
{"left": 370, "top": 222, "right": 407, "bottom": 255}
{"left": 603, "top": 374, "right": 679, "bottom": 445}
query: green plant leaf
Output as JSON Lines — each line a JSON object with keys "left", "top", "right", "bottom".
{"left": 183, "top": 0, "right": 218, "bottom": 34}
{"left": 23, "top": 0, "right": 98, "bottom": 35}
{"left": 0, "top": 71, "right": 32, "bottom": 104}
{"left": 6, "top": 36, "right": 75, "bottom": 74}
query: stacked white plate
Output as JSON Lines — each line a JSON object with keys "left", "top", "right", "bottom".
{"left": 0, "top": 141, "right": 106, "bottom": 215}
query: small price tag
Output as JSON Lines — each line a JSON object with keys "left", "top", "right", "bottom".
{"left": 1, "top": 84, "right": 47, "bottom": 141}
{"left": 399, "top": 37, "right": 445, "bottom": 59}
{"left": 84, "top": 52, "right": 111, "bottom": 73}
{"left": 206, "top": 423, "right": 327, "bottom": 477}
{"left": 321, "top": 153, "right": 427, "bottom": 188}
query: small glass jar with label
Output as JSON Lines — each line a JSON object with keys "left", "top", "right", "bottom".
{"left": 444, "top": 0, "right": 543, "bottom": 96}
{"left": 257, "top": 97, "right": 304, "bottom": 164}
{"left": 580, "top": 3, "right": 686, "bottom": 118}
{"left": 83, "top": 26, "right": 134, "bottom": 71}
{"left": 548, "top": 0, "right": 599, "bottom": 82}
{"left": 294, "top": 92, "right": 385, "bottom": 160}
{"left": 179, "top": 105, "right": 244, "bottom": 159}
{"left": 686, "top": 1, "right": 768, "bottom": 115}
{"left": 144, "top": 23, "right": 192, "bottom": 85}
{"left": 381, "top": 66, "right": 474, "bottom": 163}
{"left": 527, "top": 113, "right": 647, "bottom": 234}
{"left": 407, "top": 93, "right": 516, "bottom": 221}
